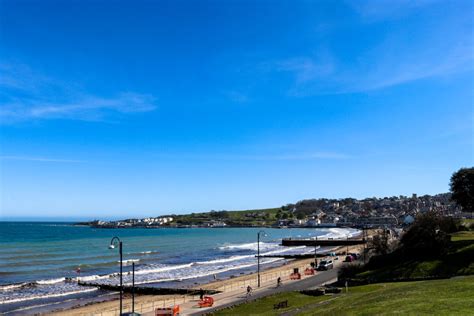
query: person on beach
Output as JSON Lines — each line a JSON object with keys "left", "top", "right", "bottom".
{"left": 199, "top": 288, "right": 204, "bottom": 300}
{"left": 277, "top": 277, "right": 282, "bottom": 287}
{"left": 246, "top": 285, "right": 252, "bottom": 297}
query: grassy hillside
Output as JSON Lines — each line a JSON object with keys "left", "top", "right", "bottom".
{"left": 451, "top": 230, "right": 474, "bottom": 241}
{"left": 343, "top": 230, "right": 474, "bottom": 282}
{"left": 214, "top": 276, "right": 474, "bottom": 315}
{"left": 173, "top": 208, "right": 282, "bottom": 226}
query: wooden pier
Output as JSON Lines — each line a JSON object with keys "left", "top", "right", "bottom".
{"left": 281, "top": 237, "right": 366, "bottom": 247}
{"left": 77, "top": 282, "right": 220, "bottom": 295}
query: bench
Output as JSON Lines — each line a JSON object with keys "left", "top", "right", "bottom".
{"left": 273, "top": 300, "right": 288, "bottom": 309}
{"left": 155, "top": 305, "right": 180, "bottom": 316}
{"left": 304, "top": 268, "right": 315, "bottom": 275}
{"left": 198, "top": 296, "right": 214, "bottom": 308}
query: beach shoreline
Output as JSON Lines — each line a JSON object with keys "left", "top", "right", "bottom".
{"left": 50, "top": 242, "right": 367, "bottom": 316}
{"left": 0, "top": 225, "right": 364, "bottom": 315}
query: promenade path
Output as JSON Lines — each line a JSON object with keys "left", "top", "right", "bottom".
{"left": 142, "top": 261, "right": 342, "bottom": 316}
{"left": 185, "top": 268, "right": 339, "bottom": 316}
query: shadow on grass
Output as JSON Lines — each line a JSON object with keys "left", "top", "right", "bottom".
{"left": 343, "top": 239, "right": 474, "bottom": 283}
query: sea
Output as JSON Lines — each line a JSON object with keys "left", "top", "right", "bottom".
{"left": 0, "top": 222, "right": 359, "bottom": 314}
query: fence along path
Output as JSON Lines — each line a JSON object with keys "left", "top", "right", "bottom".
{"left": 92, "top": 261, "right": 317, "bottom": 316}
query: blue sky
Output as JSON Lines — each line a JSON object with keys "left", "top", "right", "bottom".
{"left": 0, "top": 0, "right": 473, "bottom": 218}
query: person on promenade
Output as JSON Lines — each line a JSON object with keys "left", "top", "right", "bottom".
{"left": 246, "top": 285, "right": 252, "bottom": 298}
{"left": 277, "top": 277, "right": 282, "bottom": 287}
{"left": 199, "top": 288, "right": 204, "bottom": 300}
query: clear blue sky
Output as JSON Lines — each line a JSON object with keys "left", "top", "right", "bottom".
{"left": 0, "top": 0, "right": 473, "bottom": 218}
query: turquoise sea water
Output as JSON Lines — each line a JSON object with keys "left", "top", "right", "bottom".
{"left": 0, "top": 222, "right": 358, "bottom": 313}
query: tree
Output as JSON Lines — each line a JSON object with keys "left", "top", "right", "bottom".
{"left": 296, "top": 212, "right": 306, "bottom": 220}
{"left": 400, "top": 211, "right": 455, "bottom": 258}
{"left": 450, "top": 167, "right": 474, "bottom": 212}
{"left": 276, "top": 210, "right": 283, "bottom": 219}
{"left": 370, "top": 231, "right": 390, "bottom": 256}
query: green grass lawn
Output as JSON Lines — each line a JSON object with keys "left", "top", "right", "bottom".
{"left": 214, "top": 291, "right": 328, "bottom": 316}
{"left": 462, "top": 218, "right": 474, "bottom": 225}
{"left": 451, "top": 230, "right": 474, "bottom": 242}
{"left": 352, "top": 232, "right": 474, "bottom": 281}
{"left": 213, "top": 276, "right": 474, "bottom": 315}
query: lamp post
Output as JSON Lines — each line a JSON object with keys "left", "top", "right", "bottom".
{"left": 132, "top": 262, "right": 135, "bottom": 314}
{"left": 109, "top": 237, "right": 123, "bottom": 315}
{"left": 346, "top": 235, "right": 349, "bottom": 255}
{"left": 257, "top": 230, "right": 267, "bottom": 288}
{"left": 314, "top": 244, "right": 318, "bottom": 268}
{"left": 363, "top": 225, "right": 367, "bottom": 264}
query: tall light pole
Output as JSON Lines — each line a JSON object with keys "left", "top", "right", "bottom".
{"left": 132, "top": 262, "right": 135, "bottom": 314}
{"left": 109, "top": 237, "right": 123, "bottom": 315}
{"left": 314, "top": 244, "right": 318, "bottom": 268}
{"left": 363, "top": 225, "right": 367, "bottom": 264}
{"left": 346, "top": 234, "right": 349, "bottom": 255}
{"left": 257, "top": 230, "right": 266, "bottom": 287}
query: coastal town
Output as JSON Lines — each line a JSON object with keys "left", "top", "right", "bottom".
{"left": 79, "top": 193, "right": 467, "bottom": 229}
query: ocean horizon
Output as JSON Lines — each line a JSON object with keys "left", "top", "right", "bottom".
{"left": 0, "top": 216, "right": 133, "bottom": 222}
{"left": 0, "top": 222, "right": 359, "bottom": 314}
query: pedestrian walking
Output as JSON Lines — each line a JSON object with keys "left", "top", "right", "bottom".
{"left": 246, "top": 285, "right": 252, "bottom": 298}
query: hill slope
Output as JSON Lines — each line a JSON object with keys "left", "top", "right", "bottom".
{"left": 214, "top": 276, "right": 474, "bottom": 315}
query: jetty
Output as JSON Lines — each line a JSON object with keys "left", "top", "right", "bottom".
{"left": 77, "top": 281, "right": 220, "bottom": 296}
{"left": 281, "top": 237, "right": 366, "bottom": 247}
{"left": 257, "top": 253, "right": 336, "bottom": 259}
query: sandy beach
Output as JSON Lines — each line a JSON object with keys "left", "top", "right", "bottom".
{"left": 51, "top": 243, "right": 366, "bottom": 316}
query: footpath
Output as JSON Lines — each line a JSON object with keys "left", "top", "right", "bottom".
{"left": 143, "top": 259, "right": 343, "bottom": 316}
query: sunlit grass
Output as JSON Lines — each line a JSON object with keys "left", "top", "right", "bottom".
{"left": 213, "top": 276, "right": 474, "bottom": 315}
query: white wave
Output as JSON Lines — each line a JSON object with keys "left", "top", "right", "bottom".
{"left": 195, "top": 255, "right": 253, "bottom": 265}
{"left": 0, "top": 230, "right": 357, "bottom": 305}
{"left": 0, "top": 288, "right": 97, "bottom": 305}
{"left": 128, "top": 257, "right": 284, "bottom": 287}
{"left": 218, "top": 242, "right": 276, "bottom": 251}
{"left": 0, "top": 282, "right": 31, "bottom": 291}
{"left": 261, "top": 245, "right": 307, "bottom": 256}
{"left": 76, "top": 262, "right": 194, "bottom": 284}
{"left": 4, "top": 298, "right": 75, "bottom": 314}
{"left": 77, "top": 274, "right": 112, "bottom": 282}
{"left": 120, "top": 259, "right": 140, "bottom": 265}
{"left": 133, "top": 263, "right": 193, "bottom": 275}
{"left": 94, "top": 243, "right": 313, "bottom": 287}
{"left": 36, "top": 277, "right": 65, "bottom": 285}
{"left": 317, "top": 228, "right": 360, "bottom": 239}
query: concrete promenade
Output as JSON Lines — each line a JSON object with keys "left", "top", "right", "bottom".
{"left": 142, "top": 262, "right": 341, "bottom": 316}
{"left": 186, "top": 269, "right": 339, "bottom": 316}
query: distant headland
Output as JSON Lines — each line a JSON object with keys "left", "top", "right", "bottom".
{"left": 76, "top": 192, "right": 465, "bottom": 229}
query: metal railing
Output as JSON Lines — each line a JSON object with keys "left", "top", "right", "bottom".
{"left": 92, "top": 263, "right": 319, "bottom": 316}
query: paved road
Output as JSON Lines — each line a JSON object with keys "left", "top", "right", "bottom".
{"left": 188, "top": 268, "right": 339, "bottom": 315}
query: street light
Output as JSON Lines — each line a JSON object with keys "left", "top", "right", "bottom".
{"left": 314, "top": 244, "right": 318, "bottom": 268}
{"left": 346, "top": 234, "right": 349, "bottom": 255}
{"left": 257, "top": 230, "right": 267, "bottom": 287}
{"left": 132, "top": 262, "right": 135, "bottom": 314}
{"left": 109, "top": 236, "right": 123, "bottom": 315}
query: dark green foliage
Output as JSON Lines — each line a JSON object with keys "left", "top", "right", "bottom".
{"left": 370, "top": 232, "right": 391, "bottom": 256}
{"left": 338, "top": 262, "right": 365, "bottom": 280}
{"left": 296, "top": 212, "right": 306, "bottom": 220}
{"left": 400, "top": 211, "right": 459, "bottom": 258}
{"left": 342, "top": 214, "right": 473, "bottom": 283}
{"left": 450, "top": 167, "right": 474, "bottom": 210}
